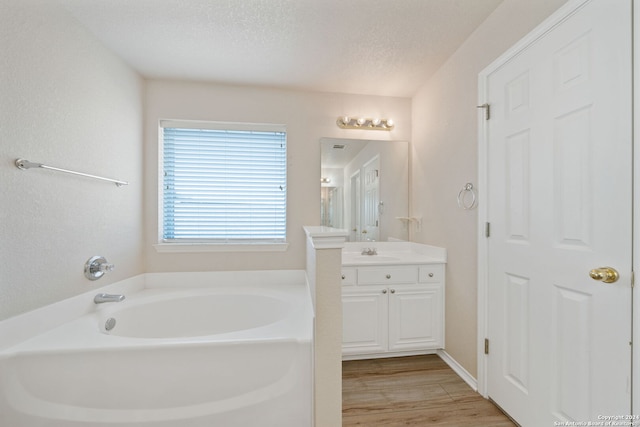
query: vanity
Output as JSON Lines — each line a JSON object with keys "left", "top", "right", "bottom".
{"left": 341, "top": 242, "right": 446, "bottom": 360}
{"left": 320, "top": 138, "right": 445, "bottom": 359}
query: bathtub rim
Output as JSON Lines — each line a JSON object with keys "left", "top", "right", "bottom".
{"left": 0, "top": 269, "right": 312, "bottom": 353}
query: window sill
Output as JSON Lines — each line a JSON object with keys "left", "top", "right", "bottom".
{"left": 153, "top": 243, "right": 290, "bottom": 253}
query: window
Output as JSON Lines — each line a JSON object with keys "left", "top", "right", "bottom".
{"left": 160, "top": 120, "right": 287, "bottom": 246}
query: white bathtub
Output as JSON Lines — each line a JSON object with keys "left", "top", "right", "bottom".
{"left": 0, "top": 270, "right": 314, "bottom": 427}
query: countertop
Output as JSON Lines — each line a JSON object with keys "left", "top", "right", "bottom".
{"left": 342, "top": 242, "right": 447, "bottom": 266}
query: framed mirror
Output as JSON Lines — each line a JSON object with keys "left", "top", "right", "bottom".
{"left": 320, "top": 137, "right": 409, "bottom": 242}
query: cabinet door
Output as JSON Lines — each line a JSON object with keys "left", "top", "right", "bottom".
{"left": 341, "top": 267, "right": 356, "bottom": 286}
{"left": 342, "top": 287, "right": 388, "bottom": 355}
{"left": 388, "top": 284, "right": 443, "bottom": 351}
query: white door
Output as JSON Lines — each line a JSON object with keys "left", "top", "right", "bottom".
{"left": 482, "top": 0, "right": 632, "bottom": 425}
{"left": 362, "top": 156, "right": 380, "bottom": 241}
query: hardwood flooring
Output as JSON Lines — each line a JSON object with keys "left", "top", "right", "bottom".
{"left": 342, "top": 355, "right": 515, "bottom": 426}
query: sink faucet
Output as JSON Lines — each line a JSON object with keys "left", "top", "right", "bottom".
{"left": 361, "top": 248, "right": 378, "bottom": 256}
{"left": 94, "top": 293, "right": 125, "bottom": 304}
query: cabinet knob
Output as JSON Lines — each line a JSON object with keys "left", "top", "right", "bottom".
{"left": 342, "top": 274, "right": 346, "bottom": 280}
{"left": 390, "top": 289, "right": 396, "bottom": 294}
{"left": 382, "top": 289, "right": 387, "bottom": 294}
{"left": 429, "top": 273, "right": 434, "bottom": 278}
{"left": 386, "top": 274, "right": 391, "bottom": 279}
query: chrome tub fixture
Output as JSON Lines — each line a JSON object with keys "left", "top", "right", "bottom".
{"left": 93, "top": 293, "right": 125, "bottom": 304}
{"left": 84, "top": 256, "right": 115, "bottom": 281}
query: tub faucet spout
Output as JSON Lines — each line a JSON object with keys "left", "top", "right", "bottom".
{"left": 94, "top": 293, "right": 125, "bottom": 304}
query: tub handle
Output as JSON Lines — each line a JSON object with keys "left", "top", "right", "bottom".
{"left": 84, "top": 256, "right": 115, "bottom": 281}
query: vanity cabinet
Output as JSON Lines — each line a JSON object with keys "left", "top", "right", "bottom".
{"left": 341, "top": 264, "right": 445, "bottom": 358}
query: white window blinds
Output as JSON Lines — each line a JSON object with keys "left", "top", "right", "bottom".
{"left": 161, "top": 121, "right": 287, "bottom": 243}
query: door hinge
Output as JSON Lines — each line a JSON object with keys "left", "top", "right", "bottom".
{"left": 632, "top": 271, "right": 635, "bottom": 288}
{"left": 484, "top": 338, "right": 490, "bottom": 355}
{"left": 485, "top": 222, "right": 491, "bottom": 238}
{"left": 477, "top": 103, "right": 490, "bottom": 120}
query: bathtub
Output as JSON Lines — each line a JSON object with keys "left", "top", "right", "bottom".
{"left": 0, "top": 270, "right": 314, "bottom": 427}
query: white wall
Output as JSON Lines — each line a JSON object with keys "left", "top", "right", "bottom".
{"left": 0, "top": 0, "right": 144, "bottom": 320}
{"left": 144, "top": 80, "right": 411, "bottom": 272}
{"left": 305, "top": 231, "right": 345, "bottom": 427}
{"left": 410, "top": 0, "right": 568, "bottom": 377}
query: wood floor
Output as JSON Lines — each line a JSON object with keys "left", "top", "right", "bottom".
{"left": 342, "top": 355, "right": 515, "bottom": 426}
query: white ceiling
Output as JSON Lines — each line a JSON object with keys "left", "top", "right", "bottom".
{"left": 321, "top": 138, "right": 369, "bottom": 169}
{"left": 60, "top": 0, "right": 503, "bottom": 98}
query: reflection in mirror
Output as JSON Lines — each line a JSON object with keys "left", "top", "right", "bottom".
{"left": 321, "top": 186, "right": 342, "bottom": 228}
{"left": 320, "top": 138, "right": 409, "bottom": 242}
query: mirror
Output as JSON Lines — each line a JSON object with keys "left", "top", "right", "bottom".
{"left": 321, "top": 137, "right": 409, "bottom": 242}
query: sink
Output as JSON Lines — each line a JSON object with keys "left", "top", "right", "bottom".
{"left": 342, "top": 242, "right": 447, "bottom": 266}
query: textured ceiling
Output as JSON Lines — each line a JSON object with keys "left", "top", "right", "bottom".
{"left": 61, "top": 0, "right": 503, "bottom": 97}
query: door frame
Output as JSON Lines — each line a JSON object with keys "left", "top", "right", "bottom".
{"left": 349, "top": 169, "right": 361, "bottom": 241}
{"left": 476, "top": 0, "right": 637, "bottom": 411}
{"left": 632, "top": 0, "right": 639, "bottom": 414}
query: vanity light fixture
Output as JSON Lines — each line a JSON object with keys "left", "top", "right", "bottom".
{"left": 321, "top": 177, "right": 331, "bottom": 184}
{"left": 336, "top": 116, "right": 395, "bottom": 131}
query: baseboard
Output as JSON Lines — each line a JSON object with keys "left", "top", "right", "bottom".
{"left": 342, "top": 349, "right": 437, "bottom": 361}
{"left": 437, "top": 349, "right": 478, "bottom": 391}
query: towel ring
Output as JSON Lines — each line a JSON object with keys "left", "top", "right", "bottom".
{"left": 457, "top": 183, "right": 478, "bottom": 210}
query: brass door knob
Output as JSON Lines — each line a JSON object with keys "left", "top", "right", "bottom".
{"left": 589, "top": 267, "right": 619, "bottom": 283}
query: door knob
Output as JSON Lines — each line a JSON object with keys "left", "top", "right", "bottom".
{"left": 589, "top": 267, "right": 619, "bottom": 283}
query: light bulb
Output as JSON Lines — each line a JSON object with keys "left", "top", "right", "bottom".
{"left": 385, "top": 118, "right": 394, "bottom": 128}
{"left": 371, "top": 118, "right": 381, "bottom": 126}
{"left": 342, "top": 116, "right": 350, "bottom": 125}
{"left": 356, "top": 117, "right": 366, "bottom": 126}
